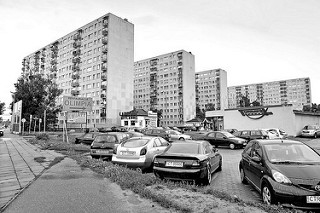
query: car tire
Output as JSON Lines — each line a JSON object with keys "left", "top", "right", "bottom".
{"left": 202, "top": 166, "right": 212, "bottom": 185}
{"left": 229, "top": 143, "right": 235, "bottom": 150}
{"left": 261, "top": 182, "right": 275, "bottom": 205}
{"left": 240, "top": 167, "right": 248, "bottom": 184}
{"left": 179, "top": 137, "right": 185, "bottom": 140}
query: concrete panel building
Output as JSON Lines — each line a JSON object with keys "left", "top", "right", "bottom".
{"left": 21, "top": 13, "right": 134, "bottom": 127}
{"left": 134, "top": 50, "right": 196, "bottom": 126}
{"left": 228, "top": 77, "right": 311, "bottom": 110}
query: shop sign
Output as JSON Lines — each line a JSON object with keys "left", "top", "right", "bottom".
{"left": 238, "top": 108, "right": 273, "bottom": 120}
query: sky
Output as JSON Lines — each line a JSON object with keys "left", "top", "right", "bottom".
{"left": 0, "top": 0, "right": 319, "bottom": 118}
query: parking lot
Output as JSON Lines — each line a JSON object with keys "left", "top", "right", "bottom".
{"left": 209, "top": 137, "right": 320, "bottom": 203}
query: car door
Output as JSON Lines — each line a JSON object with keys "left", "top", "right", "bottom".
{"left": 215, "top": 132, "right": 228, "bottom": 147}
{"left": 241, "top": 141, "right": 254, "bottom": 182}
{"left": 203, "top": 132, "right": 217, "bottom": 146}
{"left": 248, "top": 142, "right": 265, "bottom": 191}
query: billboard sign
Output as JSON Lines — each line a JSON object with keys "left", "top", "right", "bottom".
{"left": 62, "top": 96, "right": 93, "bottom": 112}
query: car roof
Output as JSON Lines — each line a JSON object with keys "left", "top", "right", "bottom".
{"left": 172, "top": 140, "right": 208, "bottom": 145}
{"left": 252, "top": 139, "right": 303, "bottom": 145}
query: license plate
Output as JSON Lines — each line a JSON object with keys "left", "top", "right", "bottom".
{"left": 96, "top": 150, "right": 111, "bottom": 154}
{"left": 121, "top": 151, "right": 135, "bottom": 156}
{"left": 165, "top": 161, "right": 183, "bottom": 167}
{"left": 307, "top": 196, "right": 320, "bottom": 203}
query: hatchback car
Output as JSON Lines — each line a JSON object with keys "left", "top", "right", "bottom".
{"left": 75, "top": 132, "right": 100, "bottom": 145}
{"left": 166, "top": 130, "right": 192, "bottom": 141}
{"left": 194, "top": 131, "right": 247, "bottom": 149}
{"left": 153, "top": 140, "right": 222, "bottom": 185}
{"left": 234, "top": 130, "right": 269, "bottom": 141}
{"left": 90, "top": 132, "right": 130, "bottom": 160}
{"left": 112, "top": 136, "right": 169, "bottom": 172}
{"left": 300, "top": 125, "right": 320, "bottom": 138}
{"left": 239, "top": 139, "right": 320, "bottom": 210}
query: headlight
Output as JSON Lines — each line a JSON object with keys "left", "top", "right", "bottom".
{"left": 272, "top": 170, "right": 292, "bottom": 184}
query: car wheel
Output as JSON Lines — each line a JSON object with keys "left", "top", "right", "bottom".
{"left": 229, "top": 143, "right": 235, "bottom": 150}
{"left": 217, "top": 159, "right": 222, "bottom": 171}
{"left": 240, "top": 167, "right": 248, "bottom": 184}
{"left": 75, "top": 139, "right": 79, "bottom": 144}
{"left": 314, "top": 133, "right": 317, "bottom": 139}
{"left": 179, "top": 137, "right": 185, "bottom": 140}
{"left": 261, "top": 183, "right": 275, "bottom": 205}
{"left": 202, "top": 166, "right": 212, "bottom": 185}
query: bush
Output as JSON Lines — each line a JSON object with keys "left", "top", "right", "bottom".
{"left": 36, "top": 133, "right": 49, "bottom": 140}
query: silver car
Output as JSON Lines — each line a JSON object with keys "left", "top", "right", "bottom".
{"left": 167, "top": 130, "right": 192, "bottom": 141}
{"left": 112, "top": 136, "right": 169, "bottom": 172}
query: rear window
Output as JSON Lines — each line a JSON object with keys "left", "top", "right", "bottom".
{"left": 94, "top": 135, "right": 117, "bottom": 143}
{"left": 166, "top": 143, "right": 200, "bottom": 154}
{"left": 122, "top": 139, "right": 149, "bottom": 148}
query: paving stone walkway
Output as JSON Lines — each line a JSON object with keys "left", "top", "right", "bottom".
{"left": 0, "top": 132, "right": 64, "bottom": 211}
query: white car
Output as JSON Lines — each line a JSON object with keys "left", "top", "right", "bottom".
{"left": 267, "top": 128, "right": 288, "bottom": 139}
{"left": 112, "top": 136, "right": 169, "bottom": 172}
{"left": 166, "top": 130, "right": 192, "bottom": 141}
{"left": 300, "top": 125, "right": 320, "bottom": 138}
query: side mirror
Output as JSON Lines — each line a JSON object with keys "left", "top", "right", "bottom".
{"left": 251, "top": 156, "right": 261, "bottom": 163}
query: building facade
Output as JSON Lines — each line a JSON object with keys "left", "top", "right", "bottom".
{"left": 133, "top": 50, "right": 196, "bottom": 126}
{"left": 21, "top": 13, "right": 134, "bottom": 127}
{"left": 195, "top": 69, "right": 228, "bottom": 111}
{"left": 228, "top": 78, "right": 311, "bottom": 110}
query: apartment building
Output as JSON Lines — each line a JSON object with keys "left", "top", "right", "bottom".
{"left": 21, "top": 13, "right": 134, "bottom": 127}
{"left": 195, "top": 69, "right": 228, "bottom": 111}
{"left": 227, "top": 77, "right": 311, "bottom": 110}
{"left": 134, "top": 50, "right": 196, "bottom": 126}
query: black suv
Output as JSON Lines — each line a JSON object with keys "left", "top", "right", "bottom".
{"left": 142, "top": 128, "right": 170, "bottom": 141}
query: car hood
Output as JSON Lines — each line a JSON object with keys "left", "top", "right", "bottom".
{"left": 275, "top": 164, "right": 320, "bottom": 184}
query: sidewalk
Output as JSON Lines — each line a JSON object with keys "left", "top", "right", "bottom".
{"left": 0, "top": 131, "right": 64, "bottom": 211}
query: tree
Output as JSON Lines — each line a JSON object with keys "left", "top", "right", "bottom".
{"left": 0, "top": 101, "right": 5, "bottom": 123}
{"left": 251, "top": 100, "right": 261, "bottom": 107}
{"left": 205, "top": 103, "right": 215, "bottom": 111}
{"left": 196, "top": 105, "right": 205, "bottom": 120}
{"left": 11, "top": 74, "right": 63, "bottom": 130}
{"left": 239, "top": 95, "right": 251, "bottom": 107}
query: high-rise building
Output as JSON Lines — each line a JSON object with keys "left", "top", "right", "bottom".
{"left": 195, "top": 69, "right": 228, "bottom": 111}
{"left": 134, "top": 50, "right": 196, "bottom": 126}
{"left": 21, "top": 13, "right": 134, "bottom": 127}
{"left": 227, "top": 77, "right": 311, "bottom": 109}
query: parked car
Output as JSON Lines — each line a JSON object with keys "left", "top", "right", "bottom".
{"left": 166, "top": 130, "right": 192, "bottom": 141}
{"left": 153, "top": 140, "right": 222, "bottom": 185}
{"left": 112, "top": 136, "right": 169, "bottom": 172}
{"left": 239, "top": 139, "right": 320, "bottom": 210}
{"left": 233, "top": 130, "right": 269, "bottom": 141}
{"left": 265, "top": 128, "right": 288, "bottom": 139}
{"left": 111, "top": 126, "right": 127, "bottom": 132}
{"left": 142, "top": 128, "right": 171, "bottom": 141}
{"left": 75, "top": 132, "right": 100, "bottom": 145}
{"left": 193, "top": 131, "right": 247, "bottom": 149}
{"left": 260, "top": 129, "right": 280, "bottom": 139}
{"left": 90, "top": 132, "right": 130, "bottom": 160}
{"left": 300, "top": 125, "right": 320, "bottom": 138}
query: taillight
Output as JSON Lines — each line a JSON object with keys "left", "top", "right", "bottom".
{"left": 140, "top": 148, "right": 147, "bottom": 155}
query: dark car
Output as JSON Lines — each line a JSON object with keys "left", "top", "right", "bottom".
{"left": 90, "top": 132, "right": 130, "bottom": 160}
{"left": 233, "top": 130, "right": 269, "bottom": 141}
{"left": 239, "top": 139, "right": 320, "bottom": 210}
{"left": 75, "top": 132, "right": 100, "bottom": 145}
{"left": 153, "top": 140, "right": 222, "bottom": 185}
{"left": 142, "top": 128, "right": 171, "bottom": 141}
{"left": 193, "top": 131, "right": 247, "bottom": 149}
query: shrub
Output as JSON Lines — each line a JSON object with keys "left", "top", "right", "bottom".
{"left": 36, "top": 133, "right": 49, "bottom": 140}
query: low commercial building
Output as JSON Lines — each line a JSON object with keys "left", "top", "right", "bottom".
{"left": 120, "top": 109, "right": 157, "bottom": 129}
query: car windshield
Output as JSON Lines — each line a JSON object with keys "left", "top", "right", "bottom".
{"left": 94, "top": 135, "right": 117, "bottom": 143}
{"left": 170, "top": 130, "right": 181, "bottom": 135}
{"left": 304, "top": 125, "right": 317, "bottom": 130}
{"left": 264, "top": 144, "right": 320, "bottom": 164}
{"left": 166, "top": 143, "right": 200, "bottom": 154}
{"left": 122, "top": 139, "right": 149, "bottom": 148}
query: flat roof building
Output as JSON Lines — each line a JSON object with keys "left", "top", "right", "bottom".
{"left": 21, "top": 13, "right": 134, "bottom": 127}
{"left": 227, "top": 77, "right": 311, "bottom": 110}
{"left": 134, "top": 50, "right": 196, "bottom": 126}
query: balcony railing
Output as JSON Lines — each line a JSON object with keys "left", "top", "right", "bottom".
{"left": 73, "top": 34, "right": 81, "bottom": 40}
{"left": 100, "top": 94, "right": 106, "bottom": 98}
{"left": 102, "top": 29, "right": 108, "bottom": 36}
{"left": 73, "top": 41, "right": 81, "bottom": 48}
{"left": 71, "top": 73, "right": 80, "bottom": 79}
{"left": 72, "top": 65, "right": 80, "bottom": 71}
{"left": 101, "top": 84, "right": 107, "bottom": 90}
{"left": 101, "top": 55, "right": 107, "bottom": 62}
{"left": 72, "top": 57, "right": 81, "bottom": 63}
{"left": 102, "top": 46, "right": 108, "bottom": 53}
{"left": 101, "top": 75, "right": 107, "bottom": 81}
{"left": 71, "top": 82, "right": 79, "bottom": 87}
{"left": 102, "top": 38, "right": 108, "bottom": 44}
{"left": 100, "top": 112, "right": 106, "bottom": 117}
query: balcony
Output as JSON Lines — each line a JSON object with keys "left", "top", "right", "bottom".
{"left": 101, "top": 63, "right": 107, "bottom": 70}
{"left": 72, "top": 65, "right": 80, "bottom": 71}
{"left": 101, "top": 84, "right": 107, "bottom": 90}
{"left": 72, "top": 50, "right": 81, "bottom": 56}
{"left": 102, "top": 38, "right": 108, "bottom": 44}
{"left": 73, "top": 41, "right": 81, "bottom": 48}
{"left": 71, "top": 90, "right": 80, "bottom": 96}
{"left": 100, "top": 94, "right": 106, "bottom": 98}
{"left": 51, "top": 53, "right": 58, "bottom": 59}
{"left": 103, "top": 22, "right": 108, "bottom": 28}
{"left": 102, "top": 29, "right": 108, "bottom": 36}
{"left": 73, "top": 33, "right": 81, "bottom": 40}
{"left": 102, "top": 46, "right": 108, "bottom": 53}
{"left": 72, "top": 57, "right": 81, "bottom": 63}
{"left": 101, "top": 75, "right": 107, "bottom": 81}
{"left": 178, "top": 83, "right": 183, "bottom": 88}
{"left": 100, "top": 112, "right": 106, "bottom": 117}
{"left": 101, "top": 55, "right": 107, "bottom": 62}
{"left": 71, "top": 73, "right": 80, "bottom": 79}
{"left": 150, "top": 67, "right": 157, "bottom": 72}
{"left": 178, "top": 62, "right": 183, "bottom": 66}
{"left": 71, "top": 82, "right": 79, "bottom": 87}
